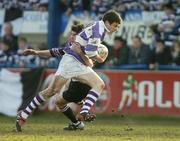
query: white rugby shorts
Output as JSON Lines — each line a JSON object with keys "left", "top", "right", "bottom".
{"left": 55, "top": 54, "right": 93, "bottom": 79}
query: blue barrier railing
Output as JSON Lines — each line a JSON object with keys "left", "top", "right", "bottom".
{"left": 158, "top": 65, "right": 180, "bottom": 71}
{"left": 100, "top": 64, "right": 180, "bottom": 71}
{"left": 1, "top": 62, "right": 179, "bottom": 71}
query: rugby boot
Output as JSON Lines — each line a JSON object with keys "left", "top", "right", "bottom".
{"left": 76, "top": 112, "right": 96, "bottom": 122}
{"left": 63, "top": 121, "right": 84, "bottom": 130}
{"left": 15, "top": 111, "right": 26, "bottom": 132}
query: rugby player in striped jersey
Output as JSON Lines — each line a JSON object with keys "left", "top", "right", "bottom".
{"left": 16, "top": 10, "right": 122, "bottom": 132}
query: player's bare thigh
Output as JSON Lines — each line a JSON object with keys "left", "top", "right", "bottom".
{"left": 40, "top": 75, "right": 68, "bottom": 100}
{"left": 75, "top": 71, "right": 105, "bottom": 92}
{"left": 62, "top": 79, "right": 71, "bottom": 92}
{"left": 54, "top": 80, "right": 71, "bottom": 107}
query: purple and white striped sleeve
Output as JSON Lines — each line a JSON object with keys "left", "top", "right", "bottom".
{"left": 49, "top": 48, "right": 65, "bottom": 57}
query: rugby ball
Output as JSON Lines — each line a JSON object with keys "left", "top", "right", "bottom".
{"left": 97, "top": 44, "right": 108, "bottom": 60}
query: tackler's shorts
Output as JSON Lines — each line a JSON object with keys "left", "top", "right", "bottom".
{"left": 62, "top": 80, "right": 91, "bottom": 103}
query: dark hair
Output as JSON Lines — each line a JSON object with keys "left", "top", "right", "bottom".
{"left": 114, "top": 36, "right": 124, "bottom": 42}
{"left": 18, "top": 37, "right": 27, "bottom": 43}
{"left": 127, "top": 73, "right": 132, "bottom": 76}
{"left": 156, "top": 39, "right": 164, "bottom": 44}
{"left": 5, "top": 22, "right": 13, "bottom": 28}
{"left": 114, "top": 36, "right": 126, "bottom": 45}
{"left": 71, "top": 24, "right": 84, "bottom": 34}
{"left": 163, "top": 3, "right": 174, "bottom": 11}
{"left": 132, "top": 35, "right": 141, "bottom": 41}
{"left": 102, "top": 10, "right": 122, "bottom": 24}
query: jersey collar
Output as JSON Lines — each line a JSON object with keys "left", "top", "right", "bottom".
{"left": 100, "top": 20, "right": 110, "bottom": 33}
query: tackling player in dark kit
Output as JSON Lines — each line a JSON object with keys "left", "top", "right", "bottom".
{"left": 16, "top": 24, "right": 93, "bottom": 131}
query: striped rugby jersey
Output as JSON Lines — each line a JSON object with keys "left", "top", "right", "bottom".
{"left": 63, "top": 20, "right": 109, "bottom": 64}
{"left": 159, "top": 14, "right": 178, "bottom": 46}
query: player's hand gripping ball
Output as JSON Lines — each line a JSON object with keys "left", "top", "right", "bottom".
{"left": 97, "top": 44, "right": 108, "bottom": 61}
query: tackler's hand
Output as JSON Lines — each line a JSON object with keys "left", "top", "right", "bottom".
{"left": 23, "top": 49, "right": 37, "bottom": 56}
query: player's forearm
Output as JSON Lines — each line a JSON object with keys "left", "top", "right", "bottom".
{"left": 70, "top": 44, "right": 93, "bottom": 67}
{"left": 36, "top": 50, "right": 52, "bottom": 57}
{"left": 79, "top": 52, "right": 93, "bottom": 67}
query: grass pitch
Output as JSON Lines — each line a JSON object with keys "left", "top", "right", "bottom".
{"left": 0, "top": 112, "right": 180, "bottom": 141}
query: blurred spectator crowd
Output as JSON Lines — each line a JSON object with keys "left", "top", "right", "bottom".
{"left": 0, "top": 22, "right": 58, "bottom": 68}
{"left": 0, "top": 0, "right": 179, "bottom": 70}
{"left": 0, "top": 0, "right": 48, "bottom": 11}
